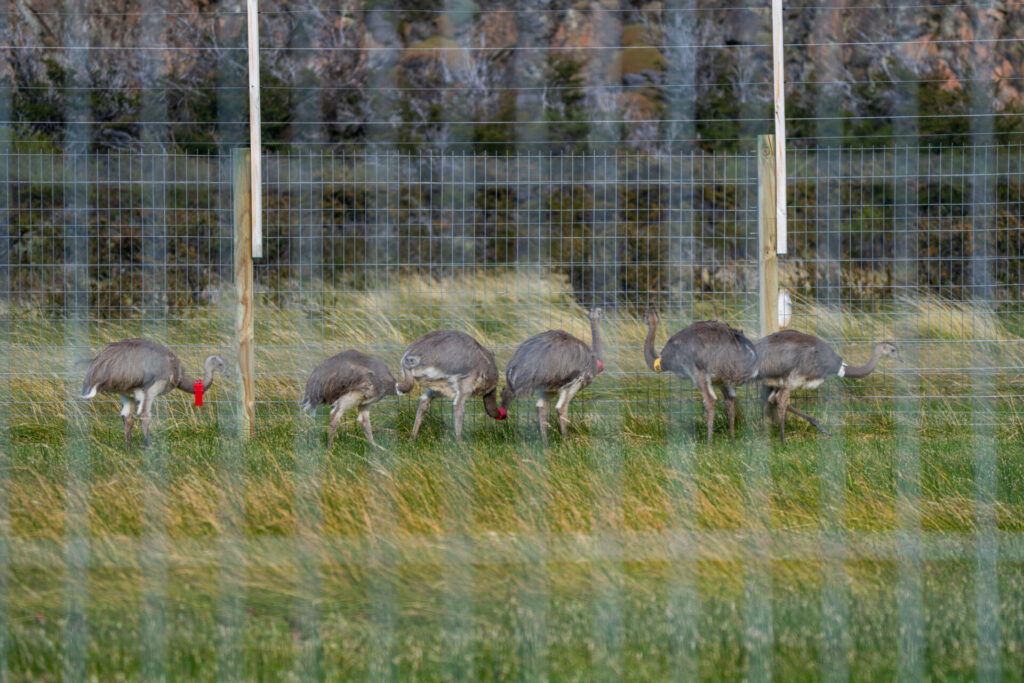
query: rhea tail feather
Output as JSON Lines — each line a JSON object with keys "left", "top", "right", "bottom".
{"left": 298, "top": 394, "right": 317, "bottom": 415}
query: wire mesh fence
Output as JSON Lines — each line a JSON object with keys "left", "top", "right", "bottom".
{"left": 3, "top": 149, "right": 234, "bottom": 413}
{"left": 786, "top": 143, "right": 1024, "bottom": 425}
{"left": 257, "top": 149, "right": 761, "bottom": 424}
{"left": 3, "top": 143, "right": 1022, "bottom": 425}
{"left": 5, "top": 1, "right": 1024, "bottom": 677}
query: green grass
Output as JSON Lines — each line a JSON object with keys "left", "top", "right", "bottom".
{"left": 5, "top": 269, "right": 1024, "bottom": 677}
{"left": 7, "top": 395, "right": 1024, "bottom": 679}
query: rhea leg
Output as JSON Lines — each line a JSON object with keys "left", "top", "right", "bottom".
{"left": 411, "top": 390, "right": 435, "bottom": 440}
{"left": 452, "top": 384, "right": 471, "bottom": 440}
{"left": 555, "top": 380, "right": 585, "bottom": 439}
{"left": 124, "top": 413, "right": 135, "bottom": 451}
{"left": 356, "top": 408, "right": 380, "bottom": 448}
{"left": 786, "top": 404, "right": 832, "bottom": 435}
{"left": 774, "top": 388, "right": 792, "bottom": 445}
{"left": 536, "top": 393, "right": 552, "bottom": 446}
{"left": 327, "top": 405, "right": 345, "bottom": 450}
{"left": 139, "top": 391, "right": 158, "bottom": 447}
{"left": 762, "top": 384, "right": 777, "bottom": 423}
{"left": 327, "top": 394, "right": 361, "bottom": 450}
{"left": 723, "top": 384, "right": 738, "bottom": 439}
{"left": 120, "top": 397, "right": 136, "bottom": 451}
{"left": 693, "top": 371, "right": 717, "bottom": 444}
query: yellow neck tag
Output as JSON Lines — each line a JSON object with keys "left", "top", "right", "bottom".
{"left": 653, "top": 357, "right": 663, "bottom": 373}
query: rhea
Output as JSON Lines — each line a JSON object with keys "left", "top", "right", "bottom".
{"left": 80, "top": 338, "right": 228, "bottom": 450}
{"left": 755, "top": 330, "right": 898, "bottom": 444}
{"left": 395, "top": 330, "right": 507, "bottom": 439}
{"left": 643, "top": 310, "right": 758, "bottom": 443}
{"left": 300, "top": 350, "right": 397, "bottom": 450}
{"left": 501, "top": 308, "right": 604, "bottom": 445}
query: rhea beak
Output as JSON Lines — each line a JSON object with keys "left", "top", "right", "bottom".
{"left": 496, "top": 407, "right": 507, "bottom": 420}
{"left": 596, "top": 359, "right": 604, "bottom": 373}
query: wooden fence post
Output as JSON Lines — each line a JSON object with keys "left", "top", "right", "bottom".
{"left": 758, "top": 135, "right": 780, "bottom": 338}
{"left": 233, "top": 148, "right": 256, "bottom": 438}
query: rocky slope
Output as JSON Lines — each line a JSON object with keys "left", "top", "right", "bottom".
{"left": 4, "top": 0, "right": 1023, "bottom": 149}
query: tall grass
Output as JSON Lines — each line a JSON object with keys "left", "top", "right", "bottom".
{"left": 5, "top": 268, "right": 1024, "bottom": 677}
{"left": 7, "top": 404, "right": 1024, "bottom": 678}
{"left": 8, "top": 269, "right": 1022, "bottom": 424}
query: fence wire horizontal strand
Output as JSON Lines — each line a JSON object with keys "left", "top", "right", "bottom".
{"left": 1, "top": 145, "right": 1021, "bottom": 425}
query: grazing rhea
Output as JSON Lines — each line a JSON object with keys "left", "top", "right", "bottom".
{"left": 395, "top": 330, "right": 506, "bottom": 439}
{"left": 501, "top": 308, "right": 604, "bottom": 445}
{"left": 80, "top": 339, "right": 227, "bottom": 450}
{"left": 755, "top": 330, "right": 898, "bottom": 444}
{"left": 300, "top": 350, "right": 397, "bottom": 450}
{"left": 643, "top": 310, "right": 758, "bottom": 443}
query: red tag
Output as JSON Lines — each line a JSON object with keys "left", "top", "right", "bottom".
{"left": 194, "top": 380, "right": 203, "bottom": 406}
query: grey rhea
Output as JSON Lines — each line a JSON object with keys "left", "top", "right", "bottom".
{"left": 80, "top": 338, "right": 228, "bottom": 450}
{"left": 755, "top": 330, "right": 899, "bottom": 444}
{"left": 300, "top": 350, "right": 398, "bottom": 449}
{"left": 501, "top": 308, "right": 604, "bottom": 444}
{"left": 643, "top": 310, "right": 758, "bottom": 443}
{"left": 394, "top": 330, "right": 506, "bottom": 439}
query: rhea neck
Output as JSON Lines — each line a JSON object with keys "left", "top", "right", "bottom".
{"left": 395, "top": 368, "right": 416, "bottom": 396}
{"left": 482, "top": 390, "right": 506, "bottom": 420}
{"left": 178, "top": 356, "right": 218, "bottom": 394}
{"left": 643, "top": 315, "right": 660, "bottom": 371}
{"left": 842, "top": 345, "right": 886, "bottom": 379}
{"left": 589, "top": 314, "right": 603, "bottom": 363}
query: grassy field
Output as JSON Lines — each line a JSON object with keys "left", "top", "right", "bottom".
{"left": 6, "top": 393, "right": 1024, "bottom": 679}
{"left": 5, "top": 269, "right": 1024, "bottom": 679}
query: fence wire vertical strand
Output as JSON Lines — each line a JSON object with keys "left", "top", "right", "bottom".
{"left": 895, "top": 142, "right": 925, "bottom": 681}
{"left": 664, "top": 146, "right": 701, "bottom": 679}
{"left": 0, "top": 42, "right": 10, "bottom": 676}
{"left": 970, "top": 141, "right": 1000, "bottom": 679}
{"left": 62, "top": 4, "right": 92, "bottom": 671}
{"left": 217, "top": 149, "right": 244, "bottom": 680}
{"left": 591, "top": 151, "right": 624, "bottom": 679}
{"left": 744, "top": 145, "right": 773, "bottom": 683}
{"left": 368, "top": 147, "right": 398, "bottom": 682}
{"left": 967, "top": 13, "right": 1002, "bottom": 669}
{"left": 289, "top": 149, "right": 323, "bottom": 678}
{"left": 141, "top": 142, "right": 170, "bottom": 680}
{"left": 818, "top": 143, "right": 851, "bottom": 682}
{"left": 442, "top": 151, "right": 473, "bottom": 681}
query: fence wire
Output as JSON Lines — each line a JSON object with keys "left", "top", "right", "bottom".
{"left": 4, "top": 145, "right": 1020, "bottom": 425}
{"left": 3, "top": 150, "right": 234, "bottom": 412}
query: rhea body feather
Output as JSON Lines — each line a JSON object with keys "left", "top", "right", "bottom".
{"left": 396, "top": 330, "right": 504, "bottom": 438}
{"left": 80, "top": 338, "right": 226, "bottom": 450}
{"left": 753, "top": 329, "right": 897, "bottom": 444}
{"left": 301, "top": 350, "right": 397, "bottom": 449}
{"left": 755, "top": 330, "right": 843, "bottom": 391}
{"left": 301, "top": 350, "right": 397, "bottom": 413}
{"left": 503, "top": 330, "right": 599, "bottom": 400}
{"left": 501, "top": 309, "right": 603, "bottom": 444}
{"left": 81, "top": 338, "right": 210, "bottom": 399}
{"left": 398, "top": 330, "right": 499, "bottom": 398}
{"left": 644, "top": 314, "right": 757, "bottom": 442}
{"left": 658, "top": 321, "right": 759, "bottom": 388}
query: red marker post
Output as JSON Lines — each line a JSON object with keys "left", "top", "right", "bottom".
{"left": 194, "top": 380, "right": 204, "bottom": 406}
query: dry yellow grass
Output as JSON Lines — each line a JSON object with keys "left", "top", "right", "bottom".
{"left": 5, "top": 268, "right": 1022, "bottom": 419}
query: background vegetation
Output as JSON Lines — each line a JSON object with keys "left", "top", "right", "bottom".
{"left": 5, "top": 149, "right": 1023, "bottom": 315}
{"left": 5, "top": 0, "right": 1024, "bottom": 152}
